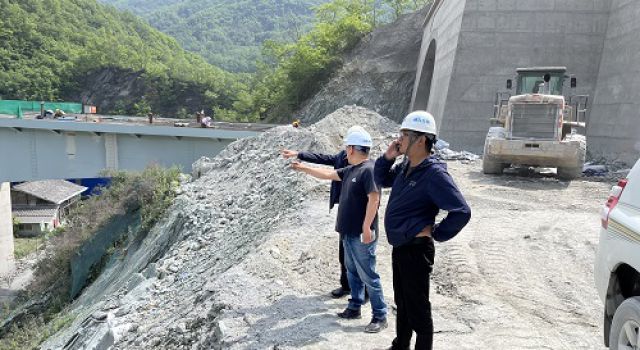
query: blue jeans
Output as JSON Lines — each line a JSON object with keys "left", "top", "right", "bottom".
{"left": 342, "top": 234, "right": 387, "bottom": 320}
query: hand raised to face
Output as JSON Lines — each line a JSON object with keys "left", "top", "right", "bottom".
{"left": 384, "top": 139, "right": 402, "bottom": 160}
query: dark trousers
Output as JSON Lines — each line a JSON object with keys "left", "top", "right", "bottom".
{"left": 391, "top": 237, "right": 435, "bottom": 350}
{"left": 339, "top": 236, "right": 350, "bottom": 289}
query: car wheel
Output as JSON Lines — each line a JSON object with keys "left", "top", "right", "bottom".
{"left": 610, "top": 297, "right": 640, "bottom": 350}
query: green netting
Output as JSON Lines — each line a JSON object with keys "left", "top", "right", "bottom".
{"left": 0, "top": 100, "right": 83, "bottom": 117}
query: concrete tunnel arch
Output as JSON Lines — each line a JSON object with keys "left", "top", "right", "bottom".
{"left": 413, "top": 39, "right": 437, "bottom": 111}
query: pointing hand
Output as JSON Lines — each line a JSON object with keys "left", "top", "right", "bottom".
{"left": 290, "top": 161, "right": 306, "bottom": 171}
{"left": 281, "top": 149, "right": 299, "bottom": 159}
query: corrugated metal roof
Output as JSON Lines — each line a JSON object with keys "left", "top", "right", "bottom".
{"left": 12, "top": 206, "right": 57, "bottom": 224}
{"left": 13, "top": 180, "right": 87, "bottom": 204}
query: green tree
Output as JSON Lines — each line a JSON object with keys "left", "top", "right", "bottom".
{"left": 132, "top": 97, "right": 152, "bottom": 116}
{"left": 248, "top": 0, "right": 377, "bottom": 121}
{"left": 0, "top": 0, "right": 248, "bottom": 120}
{"left": 383, "top": 0, "right": 432, "bottom": 20}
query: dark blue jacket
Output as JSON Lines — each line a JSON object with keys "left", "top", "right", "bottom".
{"left": 298, "top": 150, "right": 347, "bottom": 210}
{"left": 374, "top": 155, "right": 471, "bottom": 246}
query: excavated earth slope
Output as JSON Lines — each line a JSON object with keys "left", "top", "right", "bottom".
{"left": 43, "top": 106, "right": 610, "bottom": 349}
{"left": 294, "top": 8, "right": 428, "bottom": 125}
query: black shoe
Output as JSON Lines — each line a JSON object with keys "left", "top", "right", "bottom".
{"left": 331, "top": 287, "right": 351, "bottom": 298}
{"left": 387, "top": 338, "right": 410, "bottom": 350}
{"left": 364, "top": 317, "right": 388, "bottom": 333}
{"left": 337, "top": 308, "right": 361, "bottom": 319}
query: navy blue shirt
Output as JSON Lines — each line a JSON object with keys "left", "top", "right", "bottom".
{"left": 335, "top": 160, "right": 380, "bottom": 236}
{"left": 297, "top": 150, "right": 347, "bottom": 210}
{"left": 374, "top": 155, "right": 471, "bottom": 246}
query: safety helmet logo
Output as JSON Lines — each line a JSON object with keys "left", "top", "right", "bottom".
{"left": 412, "top": 116, "right": 430, "bottom": 124}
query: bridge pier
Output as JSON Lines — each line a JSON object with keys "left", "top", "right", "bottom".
{"left": 0, "top": 182, "right": 14, "bottom": 278}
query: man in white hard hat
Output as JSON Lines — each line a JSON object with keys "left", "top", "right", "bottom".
{"left": 281, "top": 125, "right": 369, "bottom": 300}
{"left": 290, "top": 127, "right": 388, "bottom": 333}
{"left": 374, "top": 111, "right": 471, "bottom": 350}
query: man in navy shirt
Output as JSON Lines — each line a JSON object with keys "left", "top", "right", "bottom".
{"left": 375, "top": 111, "right": 471, "bottom": 350}
{"left": 281, "top": 126, "right": 368, "bottom": 299}
{"left": 291, "top": 127, "right": 388, "bottom": 333}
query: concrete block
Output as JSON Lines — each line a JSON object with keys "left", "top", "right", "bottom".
{"left": 477, "top": 13, "right": 497, "bottom": 30}
{"left": 517, "top": 0, "right": 556, "bottom": 12}
{"left": 496, "top": 0, "right": 516, "bottom": 11}
{"left": 554, "top": 0, "right": 596, "bottom": 12}
{"left": 477, "top": 0, "right": 497, "bottom": 12}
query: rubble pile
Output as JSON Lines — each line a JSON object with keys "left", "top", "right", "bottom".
{"left": 582, "top": 158, "right": 632, "bottom": 178}
{"left": 41, "top": 106, "right": 399, "bottom": 349}
{"left": 435, "top": 140, "right": 480, "bottom": 162}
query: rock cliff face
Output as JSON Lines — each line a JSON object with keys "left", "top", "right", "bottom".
{"left": 295, "top": 8, "right": 429, "bottom": 124}
{"left": 71, "top": 68, "right": 145, "bottom": 113}
{"left": 67, "top": 67, "right": 213, "bottom": 117}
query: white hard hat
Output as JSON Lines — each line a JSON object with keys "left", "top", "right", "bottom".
{"left": 401, "top": 110, "right": 437, "bottom": 135}
{"left": 346, "top": 125, "right": 366, "bottom": 135}
{"left": 344, "top": 128, "right": 373, "bottom": 148}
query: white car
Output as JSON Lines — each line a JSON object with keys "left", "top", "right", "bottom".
{"left": 595, "top": 158, "right": 640, "bottom": 349}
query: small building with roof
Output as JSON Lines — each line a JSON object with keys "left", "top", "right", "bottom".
{"left": 11, "top": 180, "right": 87, "bottom": 237}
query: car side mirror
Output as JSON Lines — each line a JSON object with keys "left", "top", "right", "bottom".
{"left": 506, "top": 79, "right": 512, "bottom": 90}
{"left": 571, "top": 77, "right": 577, "bottom": 88}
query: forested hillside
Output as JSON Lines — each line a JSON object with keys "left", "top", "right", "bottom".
{"left": 100, "top": 0, "right": 326, "bottom": 72}
{"left": 0, "top": 0, "right": 244, "bottom": 116}
{"left": 97, "top": 0, "right": 175, "bottom": 16}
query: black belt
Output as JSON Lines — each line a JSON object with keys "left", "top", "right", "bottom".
{"left": 408, "top": 236, "right": 433, "bottom": 245}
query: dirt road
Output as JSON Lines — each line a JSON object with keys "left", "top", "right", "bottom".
{"left": 210, "top": 161, "right": 612, "bottom": 350}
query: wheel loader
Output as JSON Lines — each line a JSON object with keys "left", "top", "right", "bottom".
{"left": 483, "top": 67, "right": 588, "bottom": 180}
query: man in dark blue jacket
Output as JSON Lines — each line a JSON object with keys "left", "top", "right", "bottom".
{"left": 375, "top": 111, "right": 471, "bottom": 350}
{"left": 281, "top": 126, "right": 367, "bottom": 298}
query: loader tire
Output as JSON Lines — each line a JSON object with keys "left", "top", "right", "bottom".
{"left": 483, "top": 157, "right": 504, "bottom": 175}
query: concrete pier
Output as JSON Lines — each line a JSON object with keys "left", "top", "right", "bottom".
{"left": 0, "top": 182, "right": 15, "bottom": 278}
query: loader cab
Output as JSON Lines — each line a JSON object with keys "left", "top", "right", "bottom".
{"left": 515, "top": 67, "right": 567, "bottom": 96}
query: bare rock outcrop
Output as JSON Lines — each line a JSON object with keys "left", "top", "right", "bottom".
{"left": 294, "top": 8, "right": 430, "bottom": 124}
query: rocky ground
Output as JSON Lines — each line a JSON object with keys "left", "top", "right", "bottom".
{"left": 37, "top": 106, "right": 614, "bottom": 349}
{"left": 0, "top": 248, "right": 44, "bottom": 307}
